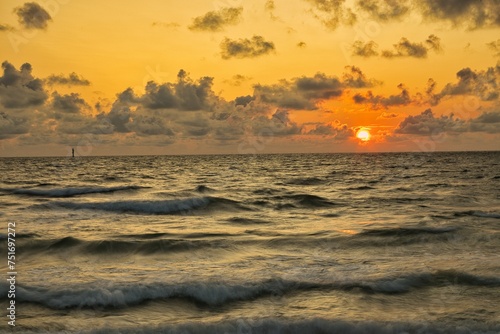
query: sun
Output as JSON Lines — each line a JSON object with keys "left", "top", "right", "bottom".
{"left": 356, "top": 129, "right": 371, "bottom": 141}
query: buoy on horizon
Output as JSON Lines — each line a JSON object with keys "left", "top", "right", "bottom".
{"left": 72, "top": 148, "right": 75, "bottom": 158}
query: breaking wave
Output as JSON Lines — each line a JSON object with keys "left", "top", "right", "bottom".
{"left": 2, "top": 185, "right": 144, "bottom": 197}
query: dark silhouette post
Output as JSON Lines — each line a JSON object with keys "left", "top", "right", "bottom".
{"left": 72, "top": 148, "right": 75, "bottom": 158}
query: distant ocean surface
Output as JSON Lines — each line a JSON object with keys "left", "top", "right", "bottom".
{"left": 1, "top": 152, "right": 499, "bottom": 333}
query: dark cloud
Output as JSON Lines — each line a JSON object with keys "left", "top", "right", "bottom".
{"left": 353, "top": 83, "right": 412, "bottom": 108}
{"left": 297, "top": 41, "right": 307, "bottom": 48}
{"left": 255, "top": 67, "right": 380, "bottom": 110}
{"left": 224, "top": 74, "right": 252, "bottom": 86}
{"left": 395, "top": 108, "right": 465, "bottom": 135}
{"left": 0, "top": 24, "right": 15, "bottom": 32}
{"left": 0, "top": 110, "right": 30, "bottom": 139}
{"left": 342, "top": 66, "right": 381, "bottom": 88}
{"left": 0, "top": 61, "right": 47, "bottom": 108}
{"left": 437, "top": 65, "right": 500, "bottom": 102}
{"left": 141, "top": 70, "right": 215, "bottom": 111}
{"left": 265, "top": 0, "right": 278, "bottom": 20}
{"left": 351, "top": 40, "right": 379, "bottom": 58}
{"left": 45, "top": 73, "right": 91, "bottom": 86}
{"left": 189, "top": 7, "right": 242, "bottom": 32}
{"left": 51, "top": 92, "right": 90, "bottom": 114}
{"left": 381, "top": 35, "right": 441, "bottom": 58}
{"left": 220, "top": 35, "right": 275, "bottom": 59}
{"left": 469, "top": 111, "right": 500, "bottom": 133}
{"left": 487, "top": 39, "right": 500, "bottom": 57}
{"left": 234, "top": 95, "right": 255, "bottom": 107}
{"left": 252, "top": 109, "right": 302, "bottom": 137}
{"left": 417, "top": 0, "right": 500, "bottom": 30}
{"left": 356, "top": 0, "right": 410, "bottom": 22}
{"left": 307, "top": 121, "right": 353, "bottom": 139}
{"left": 305, "top": 0, "right": 357, "bottom": 30}
{"left": 14, "top": 2, "right": 52, "bottom": 30}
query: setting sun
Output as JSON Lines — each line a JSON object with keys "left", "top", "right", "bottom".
{"left": 356, "top": 129, "right": 371, "bottom": 142}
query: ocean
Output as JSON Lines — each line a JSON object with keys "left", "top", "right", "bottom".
{"left": 0, "top": 152, "right": 499, "bottom": 333}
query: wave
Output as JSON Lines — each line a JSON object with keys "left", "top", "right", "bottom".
{"left": 226, "top": 217, "right": 271, "bottom": 225}
{"left": 456, "top": 210, "right": 500, "bottom": 219}
{"left": 87, "top": 318, "right": 500, "bottom": 334}
{"left": 4, "top": 271, "right": 499, "bottom": 310}
{"left": 48, "top": 196, "right": 248, "bottom": 215}
{"left": 195, "top": 185, "right": 216, "bottom": 193}
{"left": 20, "top": 235, "right": 238, "bottom": 255}
{"left": 285, "top": 177, "right": 325, "bottom": 186}
{"left": 275, "top": 194, "right": 337, "bottom": 208}
{"left": 1, "top": 185, "right": 144, "bottom": 197}
{"left": 346, "top": 185, "right": 376, "bottom": 191}
{"left": 358, "top": 226, "right": 458, "bottom": 237}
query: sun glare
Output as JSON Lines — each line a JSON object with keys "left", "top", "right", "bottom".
{"left": 356, "top": 129, "right": 371, "bottom": 141}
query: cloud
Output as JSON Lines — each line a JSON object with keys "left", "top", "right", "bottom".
{"left": 381, "top": 35, "right": 442, "bottom": 58}
{"left": 417, "top": 0, "right": 500, "bottom": 30}
{"left": 141, "top": 69, "right": 215, "bottom": 111}
{"left": 220, "top": 35, "right": 275, "bottom": 59}
{"left": 152, "top": 22, "right": 180, "bottom": 29}
{"left": 189, "top": 7, "right": 242, "bottom": 32}
{"left": 251, "top": 109, "right": 302, "bottom": 137}
{"left": 297, "top": 41, "right": 307, "bottom": 48}
{"left": 353, "top": 83, "right": 412, "bottom": 108}
{"left": 51, "top": 92, "right": 90, "bottom": 114}
{"left": 234, "top": 95, "right": 255, "bottom": 107}
{"left": 255, "top": 67, "right": 380, "bottom": 110}
{"left": 0, "top": 110, "right": 31, "bottom": 139}
{"left": 351, "top": 40, "right": 379, "bottom": 58}
{"left": 45, "top": 73, "right": 91, "bottom": 86}
{"left": 437, "top": 65, "right": 500, "bottom": 102}
{"left": 395, "top": 109, "right": 466, "bottom": 135}
{"left": 0, "top": 61, "right": 47, "bottom": 108}
{"left": 305, "top": 0, "right": 357, "bottom": 30}
{"left": 487, "top": 39, "right": 500, "bottom": 57}
{"left": 469, "top": 111, "right": 500, "bottom": 133}
{"left": 356, "top": 0, "right": 410, "bottom": 22}
{"left": 307, "top": 120, "right": 353, "bottom": 139}
{"left": 14, "top": 2, "right": 52, "bottom": 30}
{"left": 265, "top": 0, "right": 278, "bottom": 20}
{"left": 0, "top": 24, "right": 15, "bottom": 32}
{"left": 224, "top": 74, "right": 252, "bottom": 86}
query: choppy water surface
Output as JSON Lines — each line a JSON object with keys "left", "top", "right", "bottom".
{"left": 1, "top": 152, "right": 499, "bottom": 333}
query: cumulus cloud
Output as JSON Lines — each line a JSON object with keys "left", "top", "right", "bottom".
{"left": 297, "top": 41, "right": 307, "bottom": 48}
{"left": 305, "top": 0, "right": 357, "bottom": 30}
{"left": 306, "top": 0, "right": 499, "bottom": 30}
{"left": 0, "top": 110, "right": 31, "bottom": 139}
{"left": 220, "top": 35, "right": 275, "bottom": 59}
{"left": 417, "top": 0, "right": 500, "bottom": 30}
{"left": 224, "top": 74, "right": 252, "bottom": 86}
{"left": 351, "top": 40, "right": 379, "bottom": 58}
{"left": 51, "top": 92, "right": 90, "bottom": 114}
{"left": 0, "top": 61, "right": 47, "bottom": 108}
{"left": 381, "top": 35, "right": 442, "bottom": 58}
{"left": 189, "top": 7, "right": 242, "bottom": 32}
{"left": 254, "top": 67, "right": 380, "bottom": 110}
{"left": 141, "top": 69, "right": 215, "bottom": 111}
{"left": 307, "top": 120, "right": 353, "bottom": 139}
{"left": 14, "top": 2, "right": 52, "bottom": 30}
{"left": 437, "top": 65, "right": 500, "bottom": 102}
{"left": 45, "top": 73, "right": 91, "bottom": 86}
{"left": 353, "top": 83, "right": 412, "bottom": 108}
{"left": 469, "top": 111, "right": 500, "bottom": 133}
{"left": 487, "top": 39, "right": 500, "bottom": 57}
{"left": 0, "top": 24, "right": 15, "bottom": 32}
{"left": 395, "top": 108, "right": 466, "bottom": 135}
{"left": 356, "top": 0, "right": 410, "bottom": 22}
{"left": 251, "top": 109, "right": 302, "bottom": 137}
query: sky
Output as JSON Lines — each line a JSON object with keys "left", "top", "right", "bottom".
{"left": 0, "top": 0, "right": 499, "bottom": 156}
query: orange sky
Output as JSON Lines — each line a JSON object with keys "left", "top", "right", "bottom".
{"left": 0, "top": 0, "right": 499, "bottom": 156}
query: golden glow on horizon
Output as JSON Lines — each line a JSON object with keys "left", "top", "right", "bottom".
{"left": 356, "top": 129, "right": 371, "bottom": 142}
